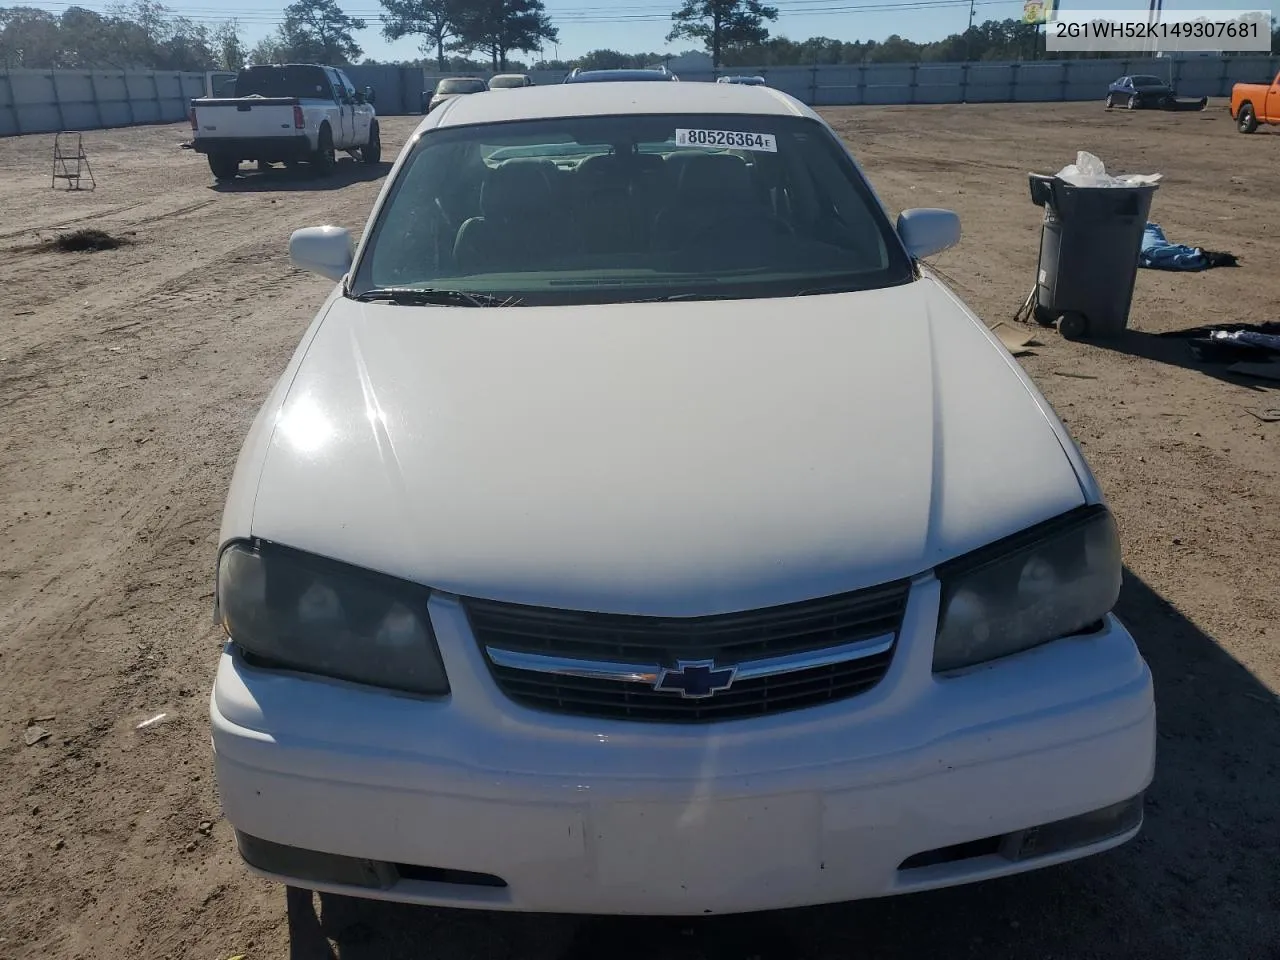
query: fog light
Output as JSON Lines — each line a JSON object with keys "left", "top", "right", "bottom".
{"left": 899, "top": 793, "right": 1145, "bottom": 872}
{"left": 1000, "top": 793, "right": 1144, "bottom": 862}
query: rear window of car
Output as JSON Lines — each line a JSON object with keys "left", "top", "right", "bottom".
{"left": 489, "top": 76, "right": 529, "bottom": 88}
{"left": 235, "top": 65, "right": 330, "bottom": 99}
{"left": 437, "top": 78, "right": 487, "bottom": 94}
{"left": 352, "top": 113, "right": 914, "bottom": 307}
{"left": 1132, "top": 76, "right": 1165, "bottom": 87}
{"left": 568, "top": 71, "right": 672, "bottom": 83}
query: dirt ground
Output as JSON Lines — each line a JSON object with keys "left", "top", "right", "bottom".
{"left": 1, "top": 101, "right": 1277, "bottom": 960}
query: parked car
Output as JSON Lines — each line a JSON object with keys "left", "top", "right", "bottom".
{"left": 489, "top": 73, "right": 534, "bottom": 89}
{"left": 717, "top": 75, "right": 767, "bottom": 86}
{"left": 211, "top": 81, "right": 1155, "bottom": 917}
{"left": 1229, "top": 68, "right": 1280, "bottom": 132}
{"left": 1105, "top": 75, "right": 1174, "bottom": 109}
{"left": 189, "top": 63, "right": 379, "bottom": 181}
{"left": 563, "top": 66, "right": 678, "bottom": 83}
{"left": 423, "top": 76, "right": 487, "bottom": 113}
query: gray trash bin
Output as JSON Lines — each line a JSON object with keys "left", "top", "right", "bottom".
{"left": 1028, "top": 174, "right": 1158, "bottom": 340}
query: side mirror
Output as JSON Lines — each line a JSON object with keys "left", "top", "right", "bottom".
{"left": 364, "top": 86, "right": 376, "bottom": 104}
{"left": 897, "top": 208, "right": 961, "bottom": 259}
{"left": 289, "top": 226, "right": 353, "bottom": 283}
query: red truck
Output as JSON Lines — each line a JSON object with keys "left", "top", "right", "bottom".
{"left": 1230, "top": 69, "right": 1280, "bottom": 133}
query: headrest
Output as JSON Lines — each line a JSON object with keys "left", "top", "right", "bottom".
{"left": 676, "top": 153, "right": 751, "bottom": 199}
{"left": 577, "top": 154, "right": 623, "bottom": 180}
{"left": 481, "top": 161, "right": 554, "bottom": 219}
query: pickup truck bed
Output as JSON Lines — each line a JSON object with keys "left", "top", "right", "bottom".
{"left": 188, "top": 63, "right": 380, "bottom": 182}
{"left": 191, "top": 97, "right": 311, "bottom": 164}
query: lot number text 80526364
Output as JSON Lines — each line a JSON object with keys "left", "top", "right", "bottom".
{"left": 675, "top": 129, "right": 778, "bottom": 152}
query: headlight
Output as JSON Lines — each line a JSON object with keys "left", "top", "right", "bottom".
{"left": 216, "top": 540, "right": 449, "bottom": 696}
{"left": 933, "top": 506, "right": 1121, "bottom": 673}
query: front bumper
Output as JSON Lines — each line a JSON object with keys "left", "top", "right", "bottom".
{"left": 210, "top": 579, "right": 1156, "bottom": 915}
{"left": 193, "top": 136, "right": 311, "bottom": 161}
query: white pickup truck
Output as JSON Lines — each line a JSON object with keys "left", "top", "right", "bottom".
{"left": 189, "top": 63, "right": 381, "bottom": 182}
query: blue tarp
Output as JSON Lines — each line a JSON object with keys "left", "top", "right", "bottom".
{"left": 1139, "top": 222, "right": 1237, "bottom": 271}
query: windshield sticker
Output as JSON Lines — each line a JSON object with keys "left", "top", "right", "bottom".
{"left": 675, "top": 129, "right": 777, "bottom": 152}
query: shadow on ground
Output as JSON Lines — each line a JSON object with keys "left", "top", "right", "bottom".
{"left": 284, "top": 569, "right": 1279, "bottom": 960}
{"left": 208, "top": 158, "right": 391, "bottom": 193}
{"left": 1087, "top": 328, "right": 1280, "bottom": 393}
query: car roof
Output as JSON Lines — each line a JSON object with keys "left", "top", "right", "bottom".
{"left": 490, "top": 73, "right": 529, "bottom": 80}
{"left": 568, "top": 69, "right": 670, "bottom": 80}
{"left": 427, "top": 82, "right": 808, "bottom": 130}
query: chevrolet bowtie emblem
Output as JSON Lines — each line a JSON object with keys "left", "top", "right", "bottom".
{"left": 654, "top": 660, "right": 737, "bottom": 699}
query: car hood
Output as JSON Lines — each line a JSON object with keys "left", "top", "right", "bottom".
{"left": 246, "top": 279, "right": 1086, "bottom": 616}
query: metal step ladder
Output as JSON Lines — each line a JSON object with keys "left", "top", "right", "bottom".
{"left": 51, "top": 132, "right": 96, "bottom": 190}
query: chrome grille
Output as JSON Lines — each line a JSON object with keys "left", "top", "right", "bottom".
{"left": 466, "top": 582, "right": 909, "bottom": 723}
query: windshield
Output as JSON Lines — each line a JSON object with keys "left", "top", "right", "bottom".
{"left": 1132, "top": 76, "right": 1165, "bottom": 87}
{"left": 437, "top": 78, "right": 487, "bottom": 95}
{"left": 489, "top": 76, "right": 528, "bottom": 88}
{"left": 235, "top": 65, "right": 330, "bottom": 99}
{"left": 351, "top": 113, "right": 914, "bottom": 306}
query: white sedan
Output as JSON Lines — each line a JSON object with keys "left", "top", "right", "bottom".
{"left": 210, "top": 82, "right": 1155, "bottom": 916}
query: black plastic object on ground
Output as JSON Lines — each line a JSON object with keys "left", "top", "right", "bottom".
{"left": 1029, "top": 174, "right": 1158, "bottom": 340}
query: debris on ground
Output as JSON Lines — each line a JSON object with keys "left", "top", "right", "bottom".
{"left": 1139, "top": 222, "right": 1238, "bottom": 271}
{"left": 24, "top": 725, "right": 51, "bottom": 746}
{"left": 1228, "top": 361, "right": 1280, "bottom": 382}
{"left": 45, "top": 229, "right": 132, "bottom": 253}
{"left": 1160, "top": 322, "right": 1280, "bottom": 364}
{"left": 135, "top": 712, "right": 167, "bottom": 730}
{"left": 1246, "top": 407, "right": 1280, "bottom": 422}
{"left": 989, "top": 321, "right": 1039, "bottom": 355}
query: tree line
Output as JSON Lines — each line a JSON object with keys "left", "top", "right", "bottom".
{"left": 0, "top": 2, "right": 245, "bottom": 71}
{"left": 3, "top": 0, "right": 1278, "bottom": 73}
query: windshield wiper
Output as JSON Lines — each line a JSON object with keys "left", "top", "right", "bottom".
{"left": 796, "top": 283, "right": 865, "bottom": 297}
{"left": 353, "top": 287, "right": 514, "bottom": 307}
{"left": 621, "top": 293, "right": 740, "bottom": 304}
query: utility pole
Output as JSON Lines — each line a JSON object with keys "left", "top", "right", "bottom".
{"left": 966, "top": 0, "right": 976, "bottom": 60}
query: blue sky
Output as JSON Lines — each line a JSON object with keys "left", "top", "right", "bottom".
{"left": 23, "top": 0, "right": 1265, "bottom": 60}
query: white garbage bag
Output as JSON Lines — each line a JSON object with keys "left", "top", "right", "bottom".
{"left": 1055, "top": 151, "right": 1162, "bottom": 188}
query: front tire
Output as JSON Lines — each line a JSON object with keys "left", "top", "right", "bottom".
{"left": 1238, "top": 103, "right": 1258, "bottom": 133}
{"left": 311, "top": 126, "right": 335, "bottom": 177}
{"left": 1127, "top": 94, "right": 1139, "bottom": 110}
{"left": 208, "top": 153, "right": 239, "bottom": 181}
{"left": 1105, "top": 93, "right": 1116, "bottom": 109}
{"left": 361, "top": 122, "right": 381, "bottom": 165}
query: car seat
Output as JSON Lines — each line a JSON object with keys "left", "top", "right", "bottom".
{"left": 453, "top": 161, "right": 559, "bottom": 274}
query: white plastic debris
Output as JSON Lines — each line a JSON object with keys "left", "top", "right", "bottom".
{"left": 136, "top": 712, "right": 167, "bottom": 730}
{"left": 1055, "top": 151, "right": 1162, "bottom": 188}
